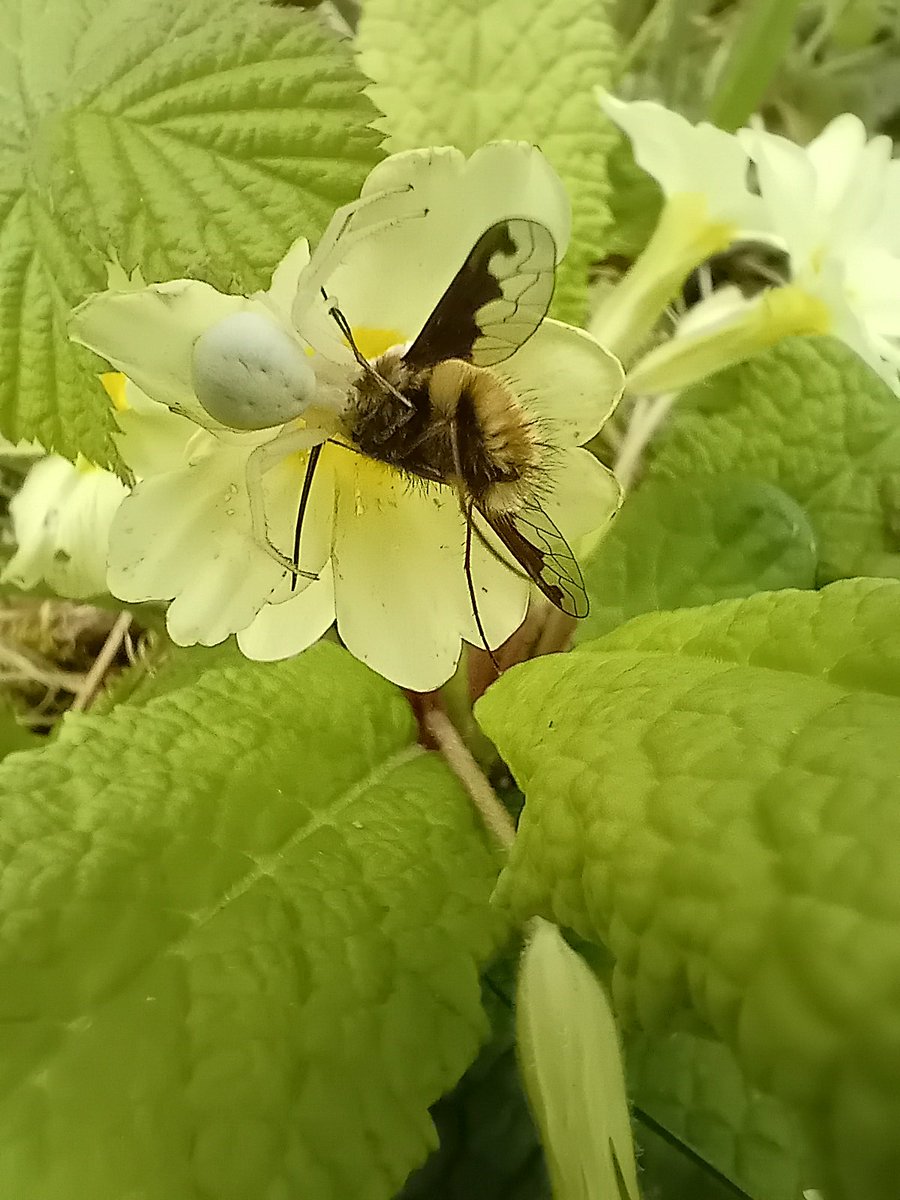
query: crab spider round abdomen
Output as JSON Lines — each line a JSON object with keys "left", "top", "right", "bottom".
{"left": 192, "top": 310, "right": 317, "bottom": 431}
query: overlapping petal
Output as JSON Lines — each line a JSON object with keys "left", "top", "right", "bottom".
{"left": 501, "top": 320, "right": 624, "bottom": 446}
{"left": 598, "top": 92, "right": 768, "bottom": 232}
{"left": 328, "top": 449, "right": 529, "bottom": 690}
{"left": 315, "top": 143, "right": 571, "bottom": 345}
{"left": 542, "top": 447, "right": 622, "bottom": 544}
{"left": 237, "top": 570, "right": 335, "bottom": 661}
{"left": 737, "top": 114, "right": 900, "bottom": 391}
{"left": 107, "top": 432, "right": 322, "bottom": 645}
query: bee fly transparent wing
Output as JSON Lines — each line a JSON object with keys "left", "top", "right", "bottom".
{"left": 476, "top": 498, "right": 589, "bottom": 618}
{"left": 403, "top": 219, "right": 557, "bottom": 370}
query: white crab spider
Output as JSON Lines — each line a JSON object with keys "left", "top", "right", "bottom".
{"left": 191, "top": 310, "right": 318, "bottom": 431}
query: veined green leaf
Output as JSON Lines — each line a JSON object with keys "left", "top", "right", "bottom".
{"left": 478, "top": 579, "right": 900, "bottom": 1200}
{"left": 648, "top": 336, "right": 900, "bottom": 583}
{"left": 628, "top": 1030, "right": 809, "bottom": 1200}
{"left": 578, "top": 475, "right": 817, "bottom": 643}
{"left": 0, "top": 643, "right": 503, "bottom": 1200}
{"left": 357, "top": 0, "right": 618, "bottom": 322}
{"left": 0, "top": 0, "right": 381, "bottom": 462}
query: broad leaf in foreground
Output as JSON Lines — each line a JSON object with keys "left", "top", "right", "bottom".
{"left": 478, "top": 579, "right": 900, "bottom": 1200}
{"left": 648, "top": 337, "right": 900, "bottom": 583}
{"left": 0, "top": 643, "right": 502, "bottom": 1200}
{"left": 357, "top": 0, "right": 618, "bottom": 322}
{"left": 577, "top": 475, "right": 817, "bottom": 642}
{"left": 0, "top": 0, "right": 381, "bottom": 460}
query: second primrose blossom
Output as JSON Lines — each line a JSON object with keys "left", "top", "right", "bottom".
{"left": 69, "top": 143, "right": 624, "bottom": 691}
{"left": 595, "top": 94, "right": 900, "bottom": 398}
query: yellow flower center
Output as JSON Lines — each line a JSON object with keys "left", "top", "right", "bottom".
{"left": 351, "top": 327, "right": 406, "bottom": 360}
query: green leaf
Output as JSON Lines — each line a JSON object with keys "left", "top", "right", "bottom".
{"left": 477, "top": 579, "right": 900, "bottom": 1200}
{"left": 629, "top": 1031, "right": 809, "bottom": 1200}
{"left": 603, "top": 135, "right": 662, "bottom": 261}
{"left": 647, "top": 336, "right": 900, "bottom": 584}
{"left": 706, "top": 0, "right": 805, "bottom": 131}
{"left": 0, "top": 643, "right": 503, "bottom": 1200}
{"left": 517, "top": 920, "right": 640, "bottom": 1200}
{"left": 356, "top": 0, "right": 618, "bottom": 323}
{"left": 577, "top": 475, "right": 818, "bottom": 643}
{"left": 0, "top": 0, "right": 381, "bottom": 462}
{"left": 89, "top": 636, "right": 248, "bottom": 715}
{"left": 399, "top": 962, "right": 551, "bottom": 1200}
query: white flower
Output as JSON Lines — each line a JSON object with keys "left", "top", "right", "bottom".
{"left": 69, "top": 144, "right": 624, "bottom": 691}
{"left": 601, "top": 100, "right": 900, "bottom": 397}
{"left": 3, "top": 452, "right": 128, "bottom": 598}
{"left": 739, "top": 113, "right": 900, "bottom": 390}
{"left": 599, "top": 93, "right": 767, "bottom": 232}
{"left": 591, "top": 92, "right": 770, "bottom": 359}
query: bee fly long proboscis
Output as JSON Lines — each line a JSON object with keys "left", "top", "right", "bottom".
{"left": 284, "top": 217, "right": 590, "bottom": 663}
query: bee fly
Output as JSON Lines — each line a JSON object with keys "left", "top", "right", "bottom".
{"left": 293, "top": 217, "right": 590, "bottom": 657}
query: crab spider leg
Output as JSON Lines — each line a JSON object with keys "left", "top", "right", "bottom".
{"left": 246, "top": 427, "right": 330, "bottom": 575}
{"left": 292, "top": 188, "right": 427, "bottom": 327}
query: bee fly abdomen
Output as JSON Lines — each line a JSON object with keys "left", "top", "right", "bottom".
{"left": 441, "top": 362, "right": 541, "bottom": 508}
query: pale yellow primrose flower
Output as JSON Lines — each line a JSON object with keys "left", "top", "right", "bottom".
{"left": 3, "top": 454, "right": 128, "bottom": 598}
{"left": 738, "top": 114, "right": 900, "bottom": 392}
{"left": 591, "top": 91, "right": 771, "bottom": 360}
{"left": 598, "top": 97, "right": 900, "bottom": 396}
{"left": 69, "top": 144, "right": 623, "bottom": 691}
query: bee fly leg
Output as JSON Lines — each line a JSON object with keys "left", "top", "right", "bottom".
{"left": 290, "top": 442, "right": 323, "bottom": 594}
{"left": 246, "top": 428, "right": 328, "bottom": 577}
{"left": 464, "top": 498, "right": 500, "bottom": 675}
{"left": 447, "top": 422, "right": 499, "bottom": 671}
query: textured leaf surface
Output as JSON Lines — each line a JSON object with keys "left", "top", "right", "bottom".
{"left": 477, "top": 579, "right": 900, "bottom": 1200}
{"left": 0, "top": 699, "right": 40, "bottom": 757}
{"left": 648, "top": 337, "right": 900, "bottom": 583}
{"left": 357, "top": 0, "right": 618, "bottom": 322}
{"left": 0, "top": 0, "right": 381, "bottom": 461}
{"left": 0, "top": 643, "right": 502, "bottom": 1200}
{"left": 578, "top": 475, "right": 817, "bottom": 642}
{"left": 602, "top": 135, "right": 662, "bottom": 260}
{"left": 92, "top": 637, "right": 247, "bottom": 714}
{"left": 628, "top": 1031, "right": 808, "bottom": 1200}
{"left": 399, "top": 964, "right": 550, "bottom": 1200}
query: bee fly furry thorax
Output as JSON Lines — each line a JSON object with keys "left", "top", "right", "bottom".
{"left": 343, "top": 350, "right": 544, "bottom": 516}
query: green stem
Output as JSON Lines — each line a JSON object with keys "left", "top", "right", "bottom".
{"left": 621, "top": 0, "right": 672, "bottom": 71}
{"left": 707, "top": 0, "right": 805, "bottom": 131}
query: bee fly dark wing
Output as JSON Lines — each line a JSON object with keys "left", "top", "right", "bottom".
{"left": 476, "top": 499, "right": 589, "bottom": 619}
{"left": 402, "top": 219, "right": 557, "bottom": 371}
